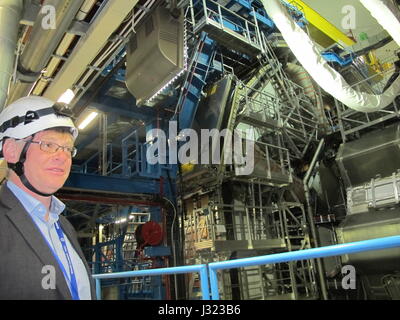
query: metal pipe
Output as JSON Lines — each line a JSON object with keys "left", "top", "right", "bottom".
{"left": 0, "top": 0, "right": 24, "bottom": 110}
{"left": 209, "top": 235, "right": 400, "bottom": 299}
{"left": 7, "top": 0, "right": 85, "bottom": 103}
{"left": 303, "top": 138, "right": 329, "bottom": 300}
{"left": 99, "top": 113, "right": 108, "bottom": 176}
{"left": 304, "top": 138, "right": 324, "bottom": 184}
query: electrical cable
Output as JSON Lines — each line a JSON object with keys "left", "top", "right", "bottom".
{"left": 163, "top": 196, "right": 179, "bottom": 300}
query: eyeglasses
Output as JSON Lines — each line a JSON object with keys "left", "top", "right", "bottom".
{"left": 27, "top": 140, "right": 77, "bottom": 157}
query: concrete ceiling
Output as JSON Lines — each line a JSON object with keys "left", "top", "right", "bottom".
{"left": 303, "top": 0, "right": 385, "bottom": 40}
{"left": 303, "top": 0, "right": 398, "bottom": 62}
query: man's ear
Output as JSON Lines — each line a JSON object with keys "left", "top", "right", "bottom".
{"left": 2, "top": 139, "right": 20, "bottom": 163}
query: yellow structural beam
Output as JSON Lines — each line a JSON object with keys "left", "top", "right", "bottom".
{"left": 283, "top": 0, "right": 356, "bottom": 46}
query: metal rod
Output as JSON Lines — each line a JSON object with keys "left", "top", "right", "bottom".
{"left": 208, "top": 235, "right": 400, "bottom": 299}
{"left": 303, "top": 137, "right": 328, "bottom": 300}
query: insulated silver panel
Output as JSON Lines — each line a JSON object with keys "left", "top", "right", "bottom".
{"left": 125, "top": 6, "right": 184, "bottom": 105}
{"left": 336, "top": 124, "right": 400, "bottom": 187}
{"left": 336, "top": 209, "right": 400, "bottom": 273}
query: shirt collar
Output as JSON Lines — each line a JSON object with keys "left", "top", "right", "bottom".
{"left": 7, "top": 180, "right": 66, "bottom": 224}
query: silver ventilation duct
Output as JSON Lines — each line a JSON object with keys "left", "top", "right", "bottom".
{"left": 7, "top": 0, "right": 85, "bottom": 104}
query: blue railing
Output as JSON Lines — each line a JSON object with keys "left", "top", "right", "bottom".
{"left": 208, "top": 235, "right": 400, "bottom": 299}
{"left": 92, "top": 264, "right": 210, "bottom": 300}
{"left": 92, "top": 235, "right": 400, "bottom": 300}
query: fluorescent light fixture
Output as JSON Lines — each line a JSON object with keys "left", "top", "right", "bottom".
{"left": 57, "top": 89, "right": 75, "bottom": 104}
{"left": 78, "top": 111, "right": 98, "bottom": 130}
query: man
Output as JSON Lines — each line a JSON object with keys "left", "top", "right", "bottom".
{"left": 0, "top": 96, "right": 95, "bottom": 300}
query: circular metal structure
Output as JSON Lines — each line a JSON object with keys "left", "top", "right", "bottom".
{"left": 141, "top": 221, "right": 163, "bottom": 246}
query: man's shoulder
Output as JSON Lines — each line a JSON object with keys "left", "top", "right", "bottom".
{"left": 0, "top": 182, "right": 18, "bottom": 209}
{"left": 0, "top": 184, "right": 15, "bottom": 235}
{"left": 0, "top": 183, "right": 12, "bottom": 212}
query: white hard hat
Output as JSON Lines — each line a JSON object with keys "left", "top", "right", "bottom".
{"left": 0, "top": 96, "right": 78, "bottom": 152}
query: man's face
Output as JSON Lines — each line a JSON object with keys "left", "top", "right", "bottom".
{"left": 22, "top": 130, "right": 74, "bottom": 194}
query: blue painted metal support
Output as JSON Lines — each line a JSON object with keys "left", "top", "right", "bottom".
{"left": 178, "top": 32, "right": 218, "bottom": 130}
{"left": 149, "top": 206, "right": 161, "bottom": 222}
{"left": 233, "top": 0, "right": 275, "bottom": 28}
{"left": 64, "top": 172, "right": 174, "bottom": 200}
{"left": 121, "top": 129, "right": 140, "bottom": 177}
{"left": 142, "top": 121, "right": 163, "bottom": 178}
{"left": 144, "top": 246, "right": 171, "bottom": 257}
{"left": 322, "top": 51, "right": 354, "bottom": 66}
{"left": 93, "top": 235, "right": 125, "bottom": 274}
{"left": 208, "top": 235, "right": 400, "bottom": 300}
{"left": 93, "top": 264, "right": 211, "bottom": 300}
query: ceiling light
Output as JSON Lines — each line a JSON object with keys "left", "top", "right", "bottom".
{"left": 57, "top": 89, "right": 75, "bottom": 104}
{"left": 115, "top": 218, "right": 127, "bottom": 224}
{"left": 78, "top": 111, "right": 99, "bottom": 130}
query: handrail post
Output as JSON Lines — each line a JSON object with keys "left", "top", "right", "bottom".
{"left": 96, "top": 278, "right": 102, "bottom": 300}
{"left": 199, "top": 265, "right": 211, "bottom": 300}
{"left": 209, "top": 267, "right": 219, "bottom": 300}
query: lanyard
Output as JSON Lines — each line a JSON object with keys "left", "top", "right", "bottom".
{"left": 53, "top": 221, "right": 80, "bottom": 300}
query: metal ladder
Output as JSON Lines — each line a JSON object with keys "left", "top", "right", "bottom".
{"left": 122, "top": 212, "right": 150, "bottom": 264}
{"left": 260, "top": 34, "right": 319, "bottom": 158}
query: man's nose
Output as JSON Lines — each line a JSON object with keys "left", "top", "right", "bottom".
{"left": 53, "top": 147, "right": 71, "bottom": 161}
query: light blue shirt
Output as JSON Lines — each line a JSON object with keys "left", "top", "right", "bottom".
{"left": 7, "top": 180, "right": 92, "bottom": 300}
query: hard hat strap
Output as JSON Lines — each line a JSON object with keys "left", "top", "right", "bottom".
{"left": 19, "top": 173, "right": 53, "bottom": 197}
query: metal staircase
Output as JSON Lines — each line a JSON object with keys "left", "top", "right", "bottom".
{"left": 261, "top": 35, "right": 320, "bottom": 158}
{"left": 228, "top": 187, "right": 318, "bottom": 300}
{"left": 177, "top": 31, "right": 219, "bottom": 130}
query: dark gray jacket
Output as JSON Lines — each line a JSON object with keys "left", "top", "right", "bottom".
{"left": 0, "top": 184, "right": 96, "bottom": 300}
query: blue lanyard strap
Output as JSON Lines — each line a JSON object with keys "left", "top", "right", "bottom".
{"left": 53, "top": 221, "right": 80, "bottom": 300}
